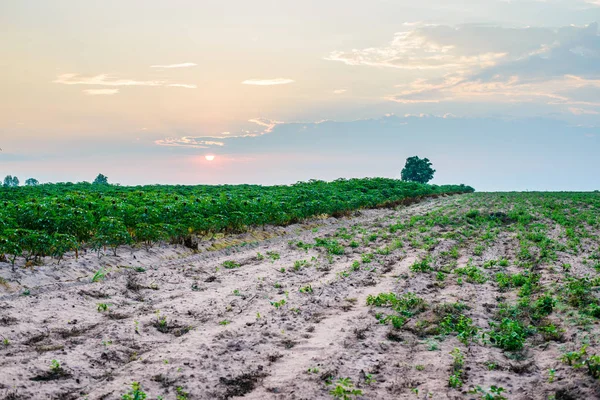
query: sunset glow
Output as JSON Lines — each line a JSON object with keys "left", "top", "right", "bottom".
{"left": 0, "top": 1, "right": 598, "bottom": 190}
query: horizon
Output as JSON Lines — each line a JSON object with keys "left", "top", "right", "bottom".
{"left": 1, "top": 1, "right": 599, "bottom": 191}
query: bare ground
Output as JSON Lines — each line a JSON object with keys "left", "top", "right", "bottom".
{"left": 1, "top": 194, "right": 599, "bottom": 399}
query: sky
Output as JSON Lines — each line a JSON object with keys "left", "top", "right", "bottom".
{"left": 1, "top": 0, "right": 599, "bottom": 191}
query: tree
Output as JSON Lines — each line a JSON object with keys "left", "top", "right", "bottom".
{"left": 3, "top": 175, "right": 19, "bottom": 187}
{"left": 401, "top": 156, "right": 435, "bottom": 184}
{"left": 93, "top": 174, "right": 109, "bottom": 185}
{"left": 25, "top": 178, "right": 39, "bottom": 186}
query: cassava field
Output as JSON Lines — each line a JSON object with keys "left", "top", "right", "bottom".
{"left": 1, "top": 189, "right": 600, "bottom": 400}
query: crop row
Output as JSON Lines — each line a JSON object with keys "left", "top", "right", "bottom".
{"left": 0, "top": 178, "right": 473, "bottom": 267}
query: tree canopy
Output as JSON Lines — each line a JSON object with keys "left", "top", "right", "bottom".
{"left": 401, "top": 156, "right": 435, "bottom": 184}
{"left": 3, "top": 175, "right": 19, "bottom": 188}
{"left": 25, "top": 178, "right": 39, "bottom": 186}
{"left": 93, "top": 174, "right": 109, "bottom": 185}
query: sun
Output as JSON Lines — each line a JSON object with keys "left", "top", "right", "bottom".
{"left": 205, "top": 155, "right": 215, "bottom": 161}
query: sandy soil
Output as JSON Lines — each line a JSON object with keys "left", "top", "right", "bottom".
{"left": 1, "top": 194, "right": 599, "bottom": 399}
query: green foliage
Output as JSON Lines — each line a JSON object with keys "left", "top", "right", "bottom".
{"left": 560, "top": 345, "right": 588, "bottom": 366}
{"left": 0, "top": 178, "right": 472, "bottom": 265}
{"left": 410, "top": 258, "right": 432, "bottom": 273}
{"left": 439, "top": 313, "right": 479, "bottom": 344}
{"left": 176, "top": 386, "right": 189, "bottom": 400}
{"left": 91, "top": 268, "right": 107, "bottom": 282}
{"left": 50, "top": 359, "right": 63, "bottom": 375}
{"left": 455, "top": 264, "right": 487, "bottom": 284}
{"left": 469, "top": 386, "right": 507, "bottom": 400}
{"left": 270, "top": 298, "right": 287, "bottom": 309}
{"left": 122, "top": 382, "right": 147, "bottom": 400}
{"left": 3, "top": 175, "right": 19, "bottom": 188}
{"left": 93, "top": 174, "right": 109, "bottom": 185}
{"left": 222, "top": 260, "right": 241, "bottom": 269}
{"left": 487, "top": 318, "right": 534, "bottom": 351}
{"left": 25, "top": 178, "right": 39, "bottom": 186}
{"left": 367, "top": 292, "right": 427, "bottom": 328}
{"left": 361, "top": 253, "right": 374, "bottom": 263}
{"left": 315, "top": 238, "right": 345, "bottom": 255}
{"left": 294, "top": 259, "right": 308, "bottom": 271}
{"left": 401, "top": 156, "right": 436, "bottom": 184}
{"left": 560, "top": 345, "right": 600, "bottom": 379}
{"left": 299, "top": 284, "right": 313, "bottom": 294}
{"left": 448, "top": 348, "right": 465, "bottom": 388}
{"left": 93, "top": 217, "right": 131, "bottom": 255}
{"left": 329, "top": 377, "right": 363, "bottom": 400}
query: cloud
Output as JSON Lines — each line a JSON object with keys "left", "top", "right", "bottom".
{"left": 54, "top": 74, "right": 164, "bottom": 87}
{"left": 242, "top": 78, "right": 294, "bottom": 85}
{"left": 328, "top": 22, "right": 600, "bottom": 110}
{"left": 474, "top": 23, "right": 600, "bottom": 80}
{"left": 154, "top": 119, "right": 283, "bottom": 150}
{"left": 328, "top": 23, "right": 600, "bottom": 77}
{"left": 54, "top": 73, "right": 196, "bottom": 90}
{"left": 150, "top": 63, "right": 197, "bottom": 68}
{"left": 569, "top": 107, "right": 600, "bottom": 115}
{"left": 326, "top": 25, "right": 521, "bottom": 71}
{"left": 83, "top": 89, "right": 119, "bottom": 95}
{"left": 388, "top": 74, "right": 600, "bottom": 108}
{"left": 152, "top": 115, "right": 599, "bottom": 172}
{"left": 247, "top": 118, "right": 282, "bottom": 134}
{"left": 154, "top": 137, "right": 225, "bottom": 149}
{"left": 333, "top": 89, "right": 347, "bottom": 94}
{"left": 167, "top": 83, "right": 197, "bottom": 88}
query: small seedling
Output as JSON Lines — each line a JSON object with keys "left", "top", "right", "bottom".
{"left": 49, "top": 359, "right": 65, "bottom": 376}
{"left": 364, "top": 373, "right": 376, "bottom": 385}
{"left": 485, "top": 361, "right": 497, "bottom": 370}
{"left": 294, "top": 260, "right": 308, "bottom": 271}
{"left": 271, "top": 299, "right": 286, "bottom": 309}
{"left": 154, "top": 311, "right": 168, "bottom": 332}
{"left": 548, "top": 369, "right": 556, "bottom": 383}
{"left": 121, "top": 382, "right": 147, "bottom": 400}
{"left": 426, "top": 339, "right": 439, "bottom": 351}
{"left": 299, "top": 284, "right": 313, "bottom": 294}
{"left": 176, "top": 386, "right": 189, "bottom": 400}
{"left": 222, "top": 260, "right": 240, "bottom": 269}
{"left": 329, "top": 377, "right": 363, "bottom": 399}
{"left": 468, "top": 385, "right": 507, "bottom": 400}
{"left": 97, "top": 303, "right": 109, "bottom": 312}
{"left": 448, "top": 348, "right": 465, "bottom": 388}
{"left": 91, "top": 268, "right": 107, "bottom": 282}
